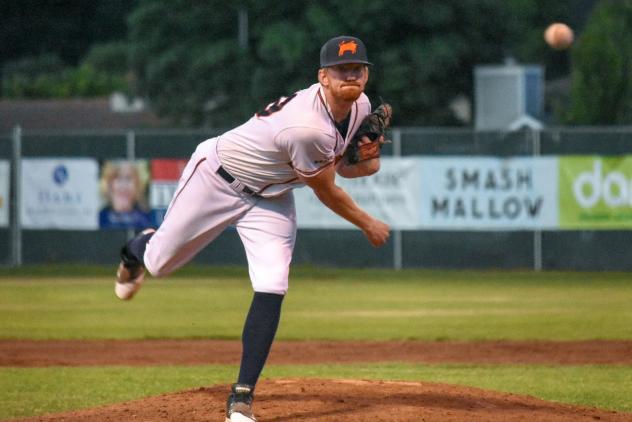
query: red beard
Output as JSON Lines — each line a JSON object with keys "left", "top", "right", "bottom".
{"left": 337, "top": 84, "right": 362, "bottom": 101}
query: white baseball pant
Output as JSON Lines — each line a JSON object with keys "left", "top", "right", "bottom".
{"left": 144, "top": 138, "right": 296, "bottom": 294}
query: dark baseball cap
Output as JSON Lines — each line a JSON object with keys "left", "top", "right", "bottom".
{"left": 319, "top": 35, "right": 372, "bottom": 68}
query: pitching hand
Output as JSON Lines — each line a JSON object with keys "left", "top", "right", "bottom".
{"left": 363, "top": 217, "right": 390, "bottom": 247}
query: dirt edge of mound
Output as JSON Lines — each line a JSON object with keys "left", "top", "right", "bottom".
{"left": 8, "top": 378, "right": 631, "bottom": 422}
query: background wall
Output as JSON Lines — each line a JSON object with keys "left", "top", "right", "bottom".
{"left": 1, "top": 126, "right": 631, "bottom": 271}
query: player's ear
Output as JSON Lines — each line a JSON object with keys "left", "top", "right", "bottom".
{"left": 318, "top": 68, "right": 329, "bottom": 87}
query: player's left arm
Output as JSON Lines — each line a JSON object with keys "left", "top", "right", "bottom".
{"left": 337, "top": 102, "right": 392, "bottom": 178}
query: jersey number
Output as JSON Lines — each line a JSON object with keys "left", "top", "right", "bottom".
{"left": 256, "top": 93, "right": 297, "bottom": 117}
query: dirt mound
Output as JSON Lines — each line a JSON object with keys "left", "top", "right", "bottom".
{"left": 9, "top": 378, "right": 630, "bottom": 422}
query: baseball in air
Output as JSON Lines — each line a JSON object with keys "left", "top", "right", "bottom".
{"left": 544, "top": 23, "right": 574, "bottom": 50}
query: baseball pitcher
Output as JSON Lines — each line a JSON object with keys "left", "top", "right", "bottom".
{"left": 115, "top": 35, "right": 391, "bottom": 422}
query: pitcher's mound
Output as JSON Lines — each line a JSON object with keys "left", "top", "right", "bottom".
{"left": 13, "top": 378, "right": 630, "bottom": 421}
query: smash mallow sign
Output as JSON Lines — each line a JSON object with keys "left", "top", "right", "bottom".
{"left": 560, "top": 156, "right": 632, "bottom": 228}
{"left": 419, "top": 157, "right": 558, "bottom": 230}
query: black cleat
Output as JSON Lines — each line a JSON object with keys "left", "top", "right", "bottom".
{"left": 225, "top": 383, "right": 257, "bottom": 422}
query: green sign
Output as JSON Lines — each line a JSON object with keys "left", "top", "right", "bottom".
{"left": 560, "top": 156, "right": 632, "bottom": 228}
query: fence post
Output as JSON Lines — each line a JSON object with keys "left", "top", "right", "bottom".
{"left": 392, "top": 128, "right": 403, "bottom": 270}
{"left": 532, "top": 128, "right": 542, "bottom": 271}
{"left": 11, "top": 126, "right": 22, "bottom": 267}
{"left": 126, "top": 130, "right": 136, "bottom": 161}
{"left": 126, "top": 130, "right": 136, "bottom": 241}
{"left": 392, "top": 127, "right": 402, "bottom": 157}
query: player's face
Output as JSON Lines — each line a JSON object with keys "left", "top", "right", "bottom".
{"left": 322, "top": 63, "right": 369, "bottom": 102}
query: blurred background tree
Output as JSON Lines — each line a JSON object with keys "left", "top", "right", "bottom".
{"left": 1, "top": 0, "right": 605, "bottom": 127}
{"left": 0, "top": 0, "right": 135, "bottom": 98}
{"left": 565, "top": 0, "right": 632, "bottom": 124}
{"left": 127, "top": 0, "right": 583, "bottom": 126}
{"left": 1, "top": 51, "right": 128, "bottom": 98}
{"left": 0, "top": 0, "right": 134, "bottom": 66}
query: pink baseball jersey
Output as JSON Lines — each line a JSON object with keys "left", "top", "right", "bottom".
{"left": 216, "top": 83, "right": 371, "bottom": 197}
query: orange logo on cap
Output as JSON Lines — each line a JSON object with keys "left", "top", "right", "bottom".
{"left": 338, "top": 40, "right": 357, "bottom": 56}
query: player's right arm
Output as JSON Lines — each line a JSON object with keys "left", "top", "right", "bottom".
{"left": 298, "top": 163, "right": 390, "bottom": 247}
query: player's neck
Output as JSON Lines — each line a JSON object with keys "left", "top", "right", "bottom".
{"left": 323, "top": 90, "right": 353, "bottom": 123}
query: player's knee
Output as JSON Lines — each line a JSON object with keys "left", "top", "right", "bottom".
{"left": 144, "top": 255, "right": 173, "bottom": 278}
{"left": 252, "top": 284, "right": 287, "bottom": 295}
{"left": 250, "top": 266, "right": 289, "bottom": 295}
{"left": 143, "top": 242, "right": 178, "bottom": 278}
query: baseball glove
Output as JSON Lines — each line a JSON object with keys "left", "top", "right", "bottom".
{"left": 344, "top": 102, "right": 393, "bottom": 164}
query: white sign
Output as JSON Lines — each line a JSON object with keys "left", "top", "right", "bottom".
{"left": 295, "top": 158, "right": 422, "bottom": 229}
{"left": 21, "top": 158, "right": 99, "bottom": 230}
{"left": 419, "top": 157, "right": 558, "bottom": 230}
{"left": 148, "top": 159, "right": 188, "bottom": 226}
{"left": 149, "top": 183, "right": 178, "bottom": 208}
{"left": 0, "top": 161, "right": 9, "bottom": 227}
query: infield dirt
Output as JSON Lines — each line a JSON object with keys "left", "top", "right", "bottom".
{"left": 3, "top": 340, "right": 632, "bottom": 421}
{"left": 2, "top": 339, "right": 632, "bottom": 366}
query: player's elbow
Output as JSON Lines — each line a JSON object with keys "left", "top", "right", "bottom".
{"left": 363, "top": 159, "right": 380, "bottom": 175}
{"left": 352, "top": 159, "right": 380, "bottom": 177}
{"left": 336, "top": 165, "right": 355, "bottom": 178}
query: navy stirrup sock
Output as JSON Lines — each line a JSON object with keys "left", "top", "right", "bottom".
{"left": 122, "top": 231, "right": 154, "bottom": 267}
{"left": 238, "top": 292, "right": 284, "bottom": 387}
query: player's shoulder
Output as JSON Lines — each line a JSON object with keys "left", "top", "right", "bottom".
{"left": 274, "top": 84, "right": 331, "bottom": 131}
{"left": 287, "top": 83, "right": 323, "bottom": 114}
{"left": 275, "top": 95, "right": 334, "bottom": 146}
{"left": 278, "top": 124, "right": 332, "bottom": 143}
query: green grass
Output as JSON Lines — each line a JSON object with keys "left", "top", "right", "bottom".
{"left": 1, "top": 267, "right": 631, "bottom": 340}
{"left": 0, "top": 366, "right": 235, "bottom": 419}
{"left": 2, "top": 266, "right": 632, "bottom": 419}
{"left": 2, "top": 363, "right": 632, "bottom": 419}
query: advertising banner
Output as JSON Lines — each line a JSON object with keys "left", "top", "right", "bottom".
{"left": 295, "top": 158, "right": 422, "bottom": 229}
{"left": 99, "top": 160, "right": 151, "bottom": 230}
{"left": 419, "top": 157, "right": 559, "bottom": 230}
{"left": 21, "top": 159, "right": 99, "bottom": 230}
{"left": 559, "top": 156, "right": 632, "bottom": 229}
{"left": 149, "top": 159, "right": 187, "bottom": 226}
{"left": 0, "top": 160, "right": 9, "bottom": 227}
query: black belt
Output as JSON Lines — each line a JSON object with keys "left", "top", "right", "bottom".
{"left": 217, "top": 166, "right": 258, "bottom": 196}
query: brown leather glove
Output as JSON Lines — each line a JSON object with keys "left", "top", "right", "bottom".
{"left": 344, "top": 103, "right": 393, "bottom": 164}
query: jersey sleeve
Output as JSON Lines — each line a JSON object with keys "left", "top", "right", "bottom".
{"left": 278, "top": 127, "right": 336, "bottom": 177}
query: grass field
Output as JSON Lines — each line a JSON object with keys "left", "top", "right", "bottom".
{"left": 1, "top": 265, "right": 632, "bottom": 419}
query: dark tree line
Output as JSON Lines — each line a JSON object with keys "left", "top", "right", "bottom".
{"left": 126, "top": 0, "right": 582, "bottom": 126}
{"left": 6, "top": 0, "right": 625, "bottom": 126}
{"left": 566, "top": 0, "right": 632, "bottom": 124}
{"left": 0, "top": 0, "right": 135, "bottom": 66}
